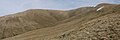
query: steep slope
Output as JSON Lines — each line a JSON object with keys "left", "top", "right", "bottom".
{"left": 58, "top": 3, "right": 119, "bottom": 25}
{"left": 2, "top": 3, "right": 120, "bottom": 40}
{"left": 0, "top": 5, "right": 99, "bottom": 40}
{"left": 0, "top": 9, "right": 69, "bottom": 39}
{"left": 50, "top": 11, "right": 120, "bottom": 40}
{"left": 50, "top": 4, "right": 120, "bottom": 40}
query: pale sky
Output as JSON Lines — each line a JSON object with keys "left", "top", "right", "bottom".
{"left": 0, "top": 0, "right": 120, "bottom": 16}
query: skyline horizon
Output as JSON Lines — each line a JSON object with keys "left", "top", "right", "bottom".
{"left": 0, "top": 0, "right": 120, "bottom": 16}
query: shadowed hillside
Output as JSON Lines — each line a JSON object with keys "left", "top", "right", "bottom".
{"left": 0, "top": 3, "right": 120, "bottom": 40}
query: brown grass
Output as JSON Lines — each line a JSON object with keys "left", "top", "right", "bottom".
{"left": 0, "top": 3, "right": 120, "bottom": 40}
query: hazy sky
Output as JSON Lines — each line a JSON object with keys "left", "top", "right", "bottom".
{"left": 0, "top": 0, "right": 120, "bottom": 16}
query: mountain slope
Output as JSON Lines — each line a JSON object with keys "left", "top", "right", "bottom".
{"left": 57, "top": 3, "right": 119, "bottom": 25}
{"left": 50, "top": 11, "right": 120, "bottom": 40}
{"left": 2, "top": 3, "right": 120, "bottom": 40}
{"left": 0, "top": 9, "right": 70, "bottom": 39}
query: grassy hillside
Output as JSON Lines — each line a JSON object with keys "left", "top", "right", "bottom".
{"left": 0, "top": 9, "right": 70, "bottom": 39}
{"left": 1, "top": 3, "right": 120, "bottom": 40}
{"left": 50, "top": 11, "right": 120, "bottom": 40}
{"left": 51, "top": 4, "right": 120, "bottom": 40}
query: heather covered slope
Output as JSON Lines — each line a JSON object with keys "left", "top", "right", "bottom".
{"left": 2, "top": 3, "right": 120, "bottom": 40}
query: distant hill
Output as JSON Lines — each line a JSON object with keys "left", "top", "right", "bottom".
{"left": 0, "top": 3, "right": 120, "bottom": 40}
{"left": 0, "top": 9, "right": 69, "bottom": 39}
